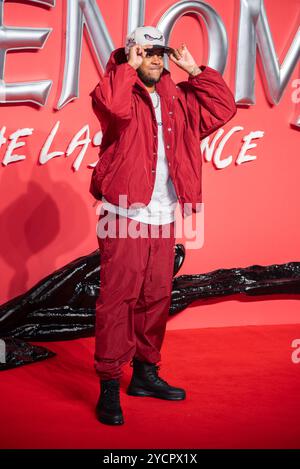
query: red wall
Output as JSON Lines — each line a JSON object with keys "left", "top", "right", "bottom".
{"left": 0, "top": 0, "right": 299, "bottom": 330}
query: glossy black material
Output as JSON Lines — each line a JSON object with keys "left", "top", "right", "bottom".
{"left": 0, "top": 337, "right": 56, "bottom": 371}
{"left": 1, "top": 244, "right": 299, "bottom": 370}
{"left": 171, "top": 261, "right": 300, "bottom": 314}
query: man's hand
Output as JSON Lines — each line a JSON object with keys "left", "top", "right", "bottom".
{"left": 127, "top": 44, "right": 153, "bottom": 70}
{"left": 169, "top": 43, "right": 202, "bottom": 76}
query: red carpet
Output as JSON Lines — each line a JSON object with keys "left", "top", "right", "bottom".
{"left": 1, "top": 324, "right": 300, "bottom": 449}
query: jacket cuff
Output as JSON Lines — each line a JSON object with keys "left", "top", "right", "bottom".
{"left": 123, "top": 61, "right": 138, "bottom": 75}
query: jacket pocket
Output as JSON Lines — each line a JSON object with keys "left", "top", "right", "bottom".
{"left": 96, "top": 136, "right": 122, "bottom": 179}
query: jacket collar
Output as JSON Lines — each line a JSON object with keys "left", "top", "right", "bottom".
{"left": 105, "top": 47, "right": 179, "bottom": 101}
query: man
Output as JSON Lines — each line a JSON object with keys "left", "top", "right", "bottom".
{"left": 90, "top": 26, "right": 237, "bottom": 425}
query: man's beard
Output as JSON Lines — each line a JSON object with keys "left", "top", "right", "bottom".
{"left": 137, "top": 68, "right": 162, "bottom": 86}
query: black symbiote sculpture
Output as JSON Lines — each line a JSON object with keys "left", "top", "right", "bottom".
{"left": 0, "top": 245, "right": 299, "bottom": 370}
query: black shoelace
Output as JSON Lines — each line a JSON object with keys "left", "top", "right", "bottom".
{"left": 145, "top": 365, "right": 170, "bottom": 385}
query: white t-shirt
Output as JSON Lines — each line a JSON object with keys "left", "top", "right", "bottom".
{"left": 102, "top": 90, "right": 178, "bottom": 225}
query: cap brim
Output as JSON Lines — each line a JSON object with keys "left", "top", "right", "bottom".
{"left": 145, "top": 46, "right": 175, "bottom": 55}
{"left": 163, "top": 46, "right": 174, "bottom": 53}
{"left": 163, "top": 46, "right": 175, "bottom": 55}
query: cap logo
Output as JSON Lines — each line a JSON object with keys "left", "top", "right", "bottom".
{"left": 144, "top": 33, "right": 163, "bottom": 41}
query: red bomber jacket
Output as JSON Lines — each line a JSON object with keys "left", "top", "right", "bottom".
{"left": 89, "top": 47, "right": 237, "bottom": 217}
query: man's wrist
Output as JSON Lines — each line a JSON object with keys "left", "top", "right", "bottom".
{"left": 128, "top": 61, "right": 139, "bottom": 70}
{"left": 188, "top": 64, "right": 202, "bottom": 77}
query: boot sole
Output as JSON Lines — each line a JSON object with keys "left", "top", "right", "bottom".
{"left": 96, "top": 413, "right": 124, "bottom": 425}
{"left": 127, "top": 387, "right": 186, "bottom": 400}
{"left": 96, "top": 407, "right": 124, "bottom": 425}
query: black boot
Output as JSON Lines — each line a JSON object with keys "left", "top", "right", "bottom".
{"left": 126, "top": 358, "right": 186, "bottom": 400}
{"left": 95, "top": 378, "right": 124, "bottom": 425}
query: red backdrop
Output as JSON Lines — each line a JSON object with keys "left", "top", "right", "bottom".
{"left": 0, "top": 0, "right": 299, "bottom": 330}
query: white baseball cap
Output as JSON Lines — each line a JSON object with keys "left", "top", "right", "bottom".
{"left": 124, "top": 25, "right": 174, "bottom": 56}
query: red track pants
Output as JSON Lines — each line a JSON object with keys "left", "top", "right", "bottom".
{"left": 94, "top": 208, "right": 176, "bottom": 380}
